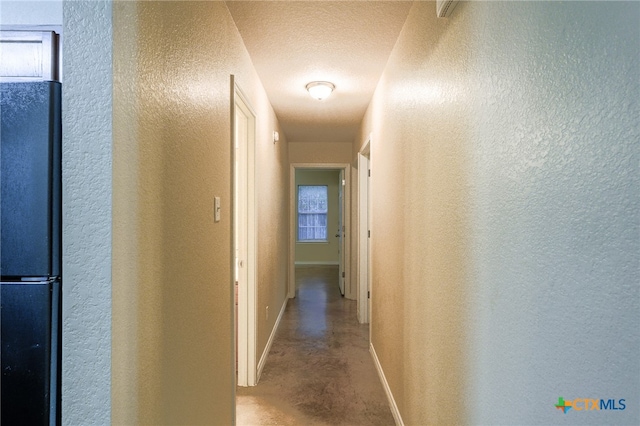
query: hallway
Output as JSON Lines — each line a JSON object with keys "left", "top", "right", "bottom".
{"left": 236, "top": 266, "right": 394, "bottom": 426}
{"left": 18, "top": 1, "right": 636, "bottom": 423}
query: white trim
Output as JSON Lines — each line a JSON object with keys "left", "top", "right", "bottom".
{"left": 289, "top": 163, "right": 351, "bottom": 300}
{"left": 370, "top": 343, "right": 404, "bottom": 426}
{"left": 357, "top": 137, "right": 371, "bottom": 324}
{"left": 256, "top": 297, "right": 288, "bottom": 382}
{"left": 232, "top": 77, "right": 258, "bottom": 387}
{"left": 338, "top": 168, "right": 347, "bottom": 297}
{"left": 295, "top": 261, "right": 340, "bottom": 266}
{"left": 288, "top": 166, "right": 295, "bottom": 299}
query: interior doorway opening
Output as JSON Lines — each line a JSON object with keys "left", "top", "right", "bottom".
{"left": 288, "top": 164, "right": 352, "bottom": 302}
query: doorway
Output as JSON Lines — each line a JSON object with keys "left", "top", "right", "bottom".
{"left": 232, "top": 77, "right": 257, "bottom": 387}
{"left": 288, "top": 164, "right": 351, "bottom": 300}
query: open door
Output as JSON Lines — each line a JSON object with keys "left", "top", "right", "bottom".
{"left": 337, "top": 170, "right": 346, "bottom": 296}
{"left": 358, "top": 139, "right": 371, "bottom": 324}
{"left": 289, "top": 164, "right": 351, "bottom": 301}
{"left": 233, "top": 78, "right": 257, "bottom": 387}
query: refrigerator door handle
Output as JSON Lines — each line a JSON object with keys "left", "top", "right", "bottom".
{"left": 22, "top": 277, "right": 55, "bottom": 282}
{"left": 1, "top": 277, "right": 56, "bottom": 284}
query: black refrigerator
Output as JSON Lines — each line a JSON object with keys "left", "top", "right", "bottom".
{"left": 1, "top": 81, "right": 62, "bottom": 425}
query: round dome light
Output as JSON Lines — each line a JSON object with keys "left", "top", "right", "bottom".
{"left": 306, "top": 81, "right": 335, "bottom": 100}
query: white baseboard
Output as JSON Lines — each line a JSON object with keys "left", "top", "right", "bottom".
{"left": 256, "top": 297, "right": 288, "bottom": 382}
{"left": 294, "top": 261, "right": 339, "bottom": 266}
{"left": 370, "top": 343, "right": 404, "bottom": 426}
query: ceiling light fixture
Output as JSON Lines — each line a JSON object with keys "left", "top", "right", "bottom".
{"left": 306, "top": 81, "right": 335, "bottom": 101}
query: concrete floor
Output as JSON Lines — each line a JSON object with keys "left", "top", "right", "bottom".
{"left": 236, "top": 266, "right": 395, "bottom": 426}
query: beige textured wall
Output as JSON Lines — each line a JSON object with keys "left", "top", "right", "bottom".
{"left": 355, "top": 2, "right": 471, "bottom": 424}
{"left": 289, "top": 141, "right": 352, "bottom": 164}
{"left": 112, "top": 2, "right": 287, "bottom": 424}
{"left": 357, "top": 1, "right": 639, "bottom": 424}
{"left": 255, "top": 95, "right": 289, "bottom": 364}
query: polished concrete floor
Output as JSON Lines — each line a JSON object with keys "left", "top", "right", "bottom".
{"left": 236, "top": 266, "right": 394, "bottom": 426}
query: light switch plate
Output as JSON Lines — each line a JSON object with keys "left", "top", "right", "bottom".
{"left": 214, "top": 196, "right": 221, "bottom": 222}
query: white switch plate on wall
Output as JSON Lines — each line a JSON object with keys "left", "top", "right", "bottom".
{"left": 214, "top": 196, "right": 221, "bottom": 222}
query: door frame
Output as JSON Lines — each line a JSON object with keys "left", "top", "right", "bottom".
{"left": 338, "top": 169, "right": 346, "bottom": 296}
{"left": 288, "top": 163, "right": 351, "bottom": 299}
{"left": 231, "top": 77, "right": 257, "bottom": 387}
{"left": 357, "top": 136, "right": 371, "bottom": 324}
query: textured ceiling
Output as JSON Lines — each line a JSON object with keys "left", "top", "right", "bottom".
{"left": 226, "top": 1, "right": 413, "bottom": 143}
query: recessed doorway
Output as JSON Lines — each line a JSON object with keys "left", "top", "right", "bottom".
{"left": 288, "top": 164, "right": 352, "bottom": 301}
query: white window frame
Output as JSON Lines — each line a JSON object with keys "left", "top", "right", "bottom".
{"left": 297, "top": 185, "right": 329, "bottom": 242}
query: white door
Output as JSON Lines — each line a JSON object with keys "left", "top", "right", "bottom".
{"left": 234, "top": 82, "right": 257, "bottom": 387}
{"left": 358, "top": 143, "right": 371, "bottom": 324}
{"left": 337, "top": 170, "right": 346, "bottom": 296}
{"left": 235, "top": 95, "right": 248, "bottom": 384}
{"left": 366, "top": 162, "right": 371, "bottom": 325}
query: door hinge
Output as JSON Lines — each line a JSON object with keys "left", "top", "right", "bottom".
{"left": 368, "top": 291, "right": 370, "bottom": 299}
{"left": 368, "top": 230, "right": 370, "bottom": 238}
{"left": 368, "top": 169, "right": 371, "bottom": 177}
{"left": 342, "top": 271, "right": 345, "bottom": 278}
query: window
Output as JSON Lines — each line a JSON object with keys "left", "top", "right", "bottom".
{"left": 298, "top": 185, "right": 328, "bottom": 241}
